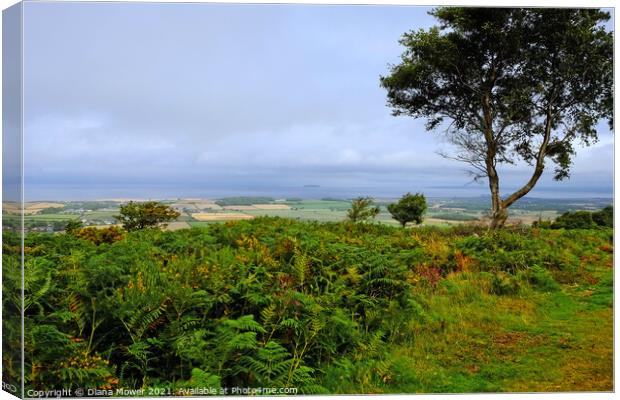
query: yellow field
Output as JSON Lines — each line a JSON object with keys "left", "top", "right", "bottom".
{"left": 3, "top": 202, "right": 22, "bottom": 214}
{"left": 192, "top": 212, "right": 254, "bottom": 221}
{"left": 252, "top": 204, "right": 291, "bottom": 210}
{"left": 22, "top": 202, "right": 65, "bottom": 215}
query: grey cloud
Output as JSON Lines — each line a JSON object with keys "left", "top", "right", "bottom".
{"left": 20, "top": 3, "right": 613, "bottom": 200}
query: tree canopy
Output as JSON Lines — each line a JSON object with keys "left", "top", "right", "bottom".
{"left": 381, "top": 8, "right": 613, "bottom": 228}
{"left": 114, "top": 201, "right": 180, "bottom": 231}
{"left": 387, "top": 192, "right": 427, "bottom": 227}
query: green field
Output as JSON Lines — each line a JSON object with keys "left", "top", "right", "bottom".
{"left": 17, "top": 197, "right": 608, "bottom": 232}
{"left": 24, "top": 214, "right": 76, "bottom": 221}
{"left": 82, "top": 210, "right": 118, "bottom": 219}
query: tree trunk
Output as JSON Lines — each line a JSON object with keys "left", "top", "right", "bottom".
{"left": 490, "top": 205, "right": 508, "bottom": 229}
{"left": 479, "top": 84, "right": 552, "bottom": 229}
{"left": 487, "top": 166, "right": 509, "bottom": 228}
{"left": 495, "top": 107, "right": 553, "bottom": 227}
{"left": 481, "top": 88, "right": 510, "bottom": 229}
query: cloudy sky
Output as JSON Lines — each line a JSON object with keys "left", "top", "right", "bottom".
{"left": 21, "top": 2, "right": 613, "bottom": 200}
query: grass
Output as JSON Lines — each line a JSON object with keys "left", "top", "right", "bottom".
{"left": 369, "top": 266, "right": 613, "bottom": 393}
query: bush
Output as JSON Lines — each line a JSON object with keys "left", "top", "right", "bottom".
{"left": 592, "top": 206, "right": 613, "bottom": 228}
{"left": 347, "top": 197, "right": 380, "bottom": 223}
{"left": 551, "top": 211, "right": 597, "bottom": 229}
{"left": 73, "top": 226, "right": 125, "bottom": 245}
{"left": 387, "top": 193, "right": 427, "bottom": 227}
{"left": 548, "top": 206, "right": 613, "bottom": 229}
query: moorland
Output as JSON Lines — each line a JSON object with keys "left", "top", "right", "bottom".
{"left": 2, "top": 204, "right": 613, "bottom": 394}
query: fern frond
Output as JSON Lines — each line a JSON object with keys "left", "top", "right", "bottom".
{"left": 260, "top": 304, "right": 277, "bottom": 326}
{"left": 67, "top": 293, "right": 87, "bottom": 335}
{"left": 224, "top": 315, "right": 266, "bottom": 333}
{"left": 228, "top": 331, "right": 258, "bottom": 350}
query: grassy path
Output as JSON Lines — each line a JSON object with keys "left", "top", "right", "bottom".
{"left": 380, "top": 265, "right": 613, "bottom": 393}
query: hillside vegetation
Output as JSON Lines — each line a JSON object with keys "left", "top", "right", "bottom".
{"left": 3, "top": 218, "right": 613, "bottom": 393}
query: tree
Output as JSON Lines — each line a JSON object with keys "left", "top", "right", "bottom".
{"left": 381, "top": 8, "right": 613, "bottom": 228}
{"left": 114, "top": 201, "right": 180, "bottom": 231}
{"left": 387, "top": 193, "right": 427, "bottom": 227}
{"left": 592, "top": 205, "right": 613, "bottom": 228}
{"left": 347, "top": 197, "right": 380, "bottom": 223}
{"left": 64, "top": 219, "right": 84, "bottom": 234}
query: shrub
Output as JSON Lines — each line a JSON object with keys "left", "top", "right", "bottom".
{"left": 551, "top": 211, "right": 596, "bottom": 229}
{"left": 347, "top": 197, "right": 380, "bottom": 223}
{"left": 73, "top": 226, "right": 125, "bottom": 245}
{"left": 548, "top": 206, "right": 613, "bottom": 229}
{"left": 592, "top": 206, "right": 613, "bottom": 228}
{"left": 64, "top": 219, "right": 84, "bottom": 234}
{"left": 387, "top": 193, "right": 427, "bottom": 227}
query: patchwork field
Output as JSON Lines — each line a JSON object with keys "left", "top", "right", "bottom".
{"left": 9, "top": 197, "right": 609, "bottom": 233}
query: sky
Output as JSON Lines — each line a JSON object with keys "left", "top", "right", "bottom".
{"left": 19, "top": 2, "right": 614, "bottom": 200}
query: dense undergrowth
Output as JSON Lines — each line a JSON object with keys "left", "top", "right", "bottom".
{"left": 2, "top": 218, "right": 613, "bottom": 393}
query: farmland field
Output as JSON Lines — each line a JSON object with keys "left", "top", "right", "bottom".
{"left": 23, "top": 214, "right": 74, "bottom": 221}
{"left": 11, "top": 197, "right": 611, "bottom": 233}
{"left": 192, "top": 212, "right": 254, "bottom": 221}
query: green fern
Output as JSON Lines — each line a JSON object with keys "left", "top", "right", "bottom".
{"left": 187, "top": 368, "right": 221, "bottom": 389}
{"left": 123, "top": 301, "right": 168, "bottom": 343}
{"left": 292, "top": 246, "right": 310, "bottom": 288}
{"left": 239, "top": 340, "right": 293, "bottom": 386}
{"left": 223, "top": 315, "right": 266, "bottom": 333}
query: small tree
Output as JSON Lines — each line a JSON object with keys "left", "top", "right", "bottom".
{"left": 114, "top": 201, "right": 180, "bottom": 231}
{"left": 388, "top": 193, "right": 427, "bottom": 227}
{"left": 347, "top": 197, "right": 380, "bottom": 223}
{"left": 64, "top": 219, "right": 84, "bottom": 234}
